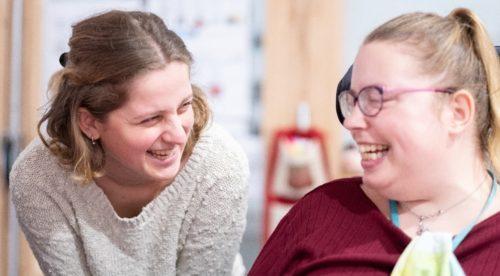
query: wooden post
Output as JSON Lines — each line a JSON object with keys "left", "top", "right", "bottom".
{"left": 262, "top": 0, "right": 344, "bottom": 177}
{"left": 18, "top": 0, "right": 44, "bottom": 275}
{"left": 0, "top": 0, "right": 13, "bottom": 275}
{"left": 20, "top": 0, "right": 43, "bottom": 145}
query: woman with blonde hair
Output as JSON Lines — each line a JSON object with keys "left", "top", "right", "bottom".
{"left": 250, "top": 8, "right": 500, "bottom": 275}
{"left": 10, "top": 10, "right": 248, "bottom": 275}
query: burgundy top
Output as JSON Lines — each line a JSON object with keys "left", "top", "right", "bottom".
{"left": 249, "top": 177, "right": 500, "bottom": 275}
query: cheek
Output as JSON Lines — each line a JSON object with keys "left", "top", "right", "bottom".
{"left": 388, "top": 118, "right": 443, "bottom": 157}
{"left": 182, "top": 109, "right": 195, "bottom": 132}
{"left": 117, "top": 128, "right": 162, "bottom": 151}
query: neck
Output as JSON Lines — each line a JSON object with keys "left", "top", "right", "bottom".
{"left": 400, "top": 171, "right": 494, "bottom": 237}
{"left": 95, "top": 175, "right": 171, "bottom": 218}
{"left": 361, "top": 153, "right": 491, "bottom": 223}
{"left": 94, "top": 157, "right": 188, "bottom": 218}
{"left": 402, "top": 155, "right": 489, "bottom": 215}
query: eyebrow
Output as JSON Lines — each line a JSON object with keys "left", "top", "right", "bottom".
{"left": 131, "top": 94, "right": 194, "bottom": 121}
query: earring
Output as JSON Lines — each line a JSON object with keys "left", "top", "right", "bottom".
{"left": 91, "top": 136, "right": 96, "bottom": 145}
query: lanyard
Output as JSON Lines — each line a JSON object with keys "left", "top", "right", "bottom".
{"left": 389, "top": 171, "right": 497, "bottom": 250}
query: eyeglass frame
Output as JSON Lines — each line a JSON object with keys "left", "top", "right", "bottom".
{"left": 338, "top": 85, "right": 456, "bottom": 118}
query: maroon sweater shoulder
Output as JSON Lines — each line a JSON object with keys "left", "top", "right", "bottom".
{"left": 249, "top": 178, "right": 500, "bottom": 275}
{"left": 249, "top": 177, "right": 406, "bottom": 275}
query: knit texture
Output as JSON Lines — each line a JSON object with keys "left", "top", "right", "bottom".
{"left": 10, "top": 123, "right": 249, "bottom": 276}
{"left": 249, "top": 177, "right": 500, "bottom": 275}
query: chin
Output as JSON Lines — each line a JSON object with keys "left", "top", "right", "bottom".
{"left": 363, "top": 174, "right": 401, "bottom": 198}
{"left": 147, "top": 173, "right": 175, "bottom": 186}
{"left": 159, "top": 165, "right": 181, "bottom": 181}
{"left": 362, "top": 173, "right": 389, "bottom": 189}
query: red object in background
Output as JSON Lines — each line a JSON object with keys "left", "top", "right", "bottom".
{"left": 262, "top": 127, "right": 330, "bottom": 243}
{"left": 194, "top": 18, "right": 204, "bottom": 29}
{"left": 209, "top": 84, "right": 222, "bottom": 97}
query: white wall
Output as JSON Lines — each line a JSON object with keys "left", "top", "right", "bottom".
{"left": 343, "top": 0, "right": 500, "bottom": 71}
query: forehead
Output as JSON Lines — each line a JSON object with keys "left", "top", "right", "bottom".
{"left": 127, "top": 63, "right": 190, "bottom": 97}
{"left": 351, "top": 41, "right": 436, "bottom": 90}
{"left": 116, "top": 63, "right": 191, "bottom": 115}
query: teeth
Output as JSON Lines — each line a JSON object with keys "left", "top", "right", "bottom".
{"left": 148, "top": 149, "right": 174, "bottom": 159}
{"left": 359, "top": 144, "right": 389, "bottom": 154}
{"left": 361, "top": 151, "right": 385, "bottom": 160}
{"left": 358, "top": 143, "right": 389, "bottom": 160}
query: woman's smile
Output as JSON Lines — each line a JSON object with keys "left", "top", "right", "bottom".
{"left": 358, "top": 143, "right": 390, "bottom": 160}
{"left": 357, "top": 143, "right": 390, "bottom": 170}
{"left": 147, "top": 148, "right": 178, "bottom": 161}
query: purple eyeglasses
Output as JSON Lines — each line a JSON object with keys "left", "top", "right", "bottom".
{"left": 338, "top": 85, "right": 455, "bottom": 117}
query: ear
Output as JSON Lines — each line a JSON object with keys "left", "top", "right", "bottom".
{"left": 78, "top": 108, "right": 102, "bottom": 140}
{"left": 444, "top": 89, "right": 475, "bottom": 134}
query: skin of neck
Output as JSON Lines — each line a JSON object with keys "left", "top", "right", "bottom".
{"left": 94, "top": 157, "right": 189, "bottom": 218}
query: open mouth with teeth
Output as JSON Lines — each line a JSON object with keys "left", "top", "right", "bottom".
{"left": 147, "top": 149, "right": 176, "bottom": 161}
{"left": 359, "top": 144, "right": 389, "bottom": 161}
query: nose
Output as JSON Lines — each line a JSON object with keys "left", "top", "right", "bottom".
{"left": 161, "top": 116, "right": 189, "bottom": 145}
{"left": 343, "top": 103, "right": 368, "bottom": 130}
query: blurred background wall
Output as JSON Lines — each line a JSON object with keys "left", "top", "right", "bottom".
{"left": 1, "top": 0, "right": 500, "bottom": 275}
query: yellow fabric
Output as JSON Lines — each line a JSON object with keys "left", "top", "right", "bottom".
{"left": 391, "top": 232, "right": 465, "bottom": 276}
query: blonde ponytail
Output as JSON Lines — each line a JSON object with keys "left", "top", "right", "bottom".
{"left": 449, "top": 8, "right": 500, "bottom": 173}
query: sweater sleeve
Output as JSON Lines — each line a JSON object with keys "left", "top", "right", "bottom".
{"left": 176, "top": 128, "right": 249, "bottom": 275}
{"left": 9, "top": 142, "right": 91, "bottom": 275}
{"left": 177, "top": 174, "right": 248, "bottom": 275}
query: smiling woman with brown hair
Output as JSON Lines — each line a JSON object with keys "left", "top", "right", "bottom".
{"left": 10, "top": 10, "right": 248, "bottom": 275}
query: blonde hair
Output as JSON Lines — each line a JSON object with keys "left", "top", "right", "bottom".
{"left": 364, "top": 8, "right": 500, "bottom": 173}
{"left": 38, "top": 10, "right": 211, "bottom": 183}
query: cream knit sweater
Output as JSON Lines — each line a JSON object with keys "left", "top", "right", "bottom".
{"left": 10, "top": 124, "right": 249, "bottom": 275}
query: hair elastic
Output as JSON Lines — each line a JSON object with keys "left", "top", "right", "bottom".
{"left": 59, "top": 52, "right": 68, "bottom": 67}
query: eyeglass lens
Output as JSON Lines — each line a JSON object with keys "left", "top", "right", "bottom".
{"left": 339, "top": 87, "right": 382, "bottom": 118}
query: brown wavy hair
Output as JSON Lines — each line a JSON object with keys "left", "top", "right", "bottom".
{"left": 364, "top": 8, "right": 500, "bottom": 173}
{"left": 38, "top": 10, "right": 211, "bottom": 183}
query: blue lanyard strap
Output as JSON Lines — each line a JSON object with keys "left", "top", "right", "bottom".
{"left": 389, "top": 171, "right": 497, "bottom": 250}
{"left": 390, "top": 200, "right": 399, "bottom": 226}
{"left": 452, "top": 171, "right": 497, "bottom": 249}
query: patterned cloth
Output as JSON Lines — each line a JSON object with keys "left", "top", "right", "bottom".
{"left": 392, "top": 232, "right": 465, "bottom": 276}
